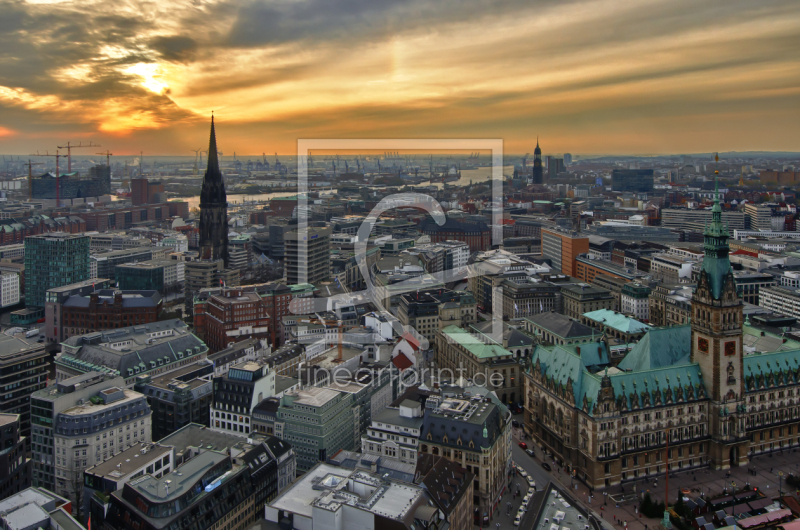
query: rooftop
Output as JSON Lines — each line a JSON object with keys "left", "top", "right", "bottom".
{"left": 284, "top": 386, "right": 342, "bottom": 408}
{"left": 525, "top": 312, "right": 595, "bottom": 339}
{"left": 583, "top": 309, "right": 652, "bottom": 334}
{"left": 86, "top": 442, "right": 172, "bottom": 479}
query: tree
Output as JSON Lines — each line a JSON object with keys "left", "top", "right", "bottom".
{"left": 71, "top": 468, "right": 85, "bottom": 522}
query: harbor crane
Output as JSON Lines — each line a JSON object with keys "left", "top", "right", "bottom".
{"left": 31, "top": 150, "right": 65, "bottom": 206}
{"left": 57, "top": 141, "right": 100, "bottom": 173}
{"left": 23, "top": 160, "right": 43, "bottom": 200}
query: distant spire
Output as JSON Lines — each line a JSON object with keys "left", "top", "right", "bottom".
{"left": 206, "top": 114, "right": 220, "bottom": 180}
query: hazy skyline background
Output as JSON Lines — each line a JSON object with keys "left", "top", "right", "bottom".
{"left": 0, "top": 0, "right": 798, "bottom": 156}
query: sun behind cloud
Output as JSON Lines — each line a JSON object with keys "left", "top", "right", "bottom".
{"left": 125, "top": 63, "right": 170, "bottom": 95}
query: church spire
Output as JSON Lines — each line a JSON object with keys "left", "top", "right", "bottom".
{"left": 206, "top": 114, "right": 221, "bottom": 183}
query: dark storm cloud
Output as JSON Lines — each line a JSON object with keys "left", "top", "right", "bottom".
{"left": 150, "top": 36, "right": 199, "bottom": 63}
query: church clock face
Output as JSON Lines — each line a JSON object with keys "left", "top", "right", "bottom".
{"left": 725, "top": 341, "right": 736, "bottom": 356}
{"left": 698, "top": 337, "right": 709, "bottom": 353}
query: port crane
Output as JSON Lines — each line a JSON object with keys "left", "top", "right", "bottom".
{"left": 23, "top": 160, "right": 43, "bottom": 200}
{"left": 30, "top": 150, "right": 65, "bottom": 206}
{"left": 57, "top": 141, "right": 100, "bottom": 173}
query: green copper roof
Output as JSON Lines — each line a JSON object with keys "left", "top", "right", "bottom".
{"left": 582, "top": 309, "right": 651, "bottom": 334}
{"left": 617, "top": 325, "right": 692, "bottom": 372}
{"left": 440, "top": 325, "right": 513, "bottom": 359}
{"left": 744, "top": 348, "right": 800, "bottom": 391}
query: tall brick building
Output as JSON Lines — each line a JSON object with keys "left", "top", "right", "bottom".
{"left": 419, "top": 217, "right": 491, "bottom": 252}
{"left": 193, "top": 283, "right": 293, "bottom": 352}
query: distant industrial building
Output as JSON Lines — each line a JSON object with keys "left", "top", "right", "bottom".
{"left": 611, "top": 169, "right": 654, "bottom": 192}
{"left": 31, "top": 165, "right": 111, "bottom": 200}
{"left": 130, "top": 177, "right": 165, "bottom": 206}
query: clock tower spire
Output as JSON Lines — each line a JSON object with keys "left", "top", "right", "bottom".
{"left": 691, "top": 153, "right": 747, "bottom": 469}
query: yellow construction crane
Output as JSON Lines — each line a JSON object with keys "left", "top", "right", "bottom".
{"left": 57, "top": 141, "right": 100, "bottom": 173}
{"left": 23, "top": 160, "right": 43, "bottom": 201}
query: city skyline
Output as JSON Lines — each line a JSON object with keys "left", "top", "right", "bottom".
{"left": 0, "top": 0, "right": 798, "bottom": 155}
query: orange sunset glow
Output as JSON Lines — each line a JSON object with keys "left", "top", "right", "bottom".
{"left": 0, "top": 0, "right": 799, "bottom": 155}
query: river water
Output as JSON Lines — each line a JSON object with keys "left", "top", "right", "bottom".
{"left": 177, "top": 166, "right": 513, "bottom": 210}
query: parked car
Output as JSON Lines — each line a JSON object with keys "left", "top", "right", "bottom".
{"left": 526, "top": 449, "right": 535, "bottom": 458}
{"left": 527, "top": 476, "right": 535, "bottom": 488}
{"left": 518, "top": 469, "right": 528, "bottom": 478}
{"left": 514, "top": 514, "right": 522, "bottom": 527}
{"left": 518, "top": 442, "right": 528, "bottom": 450}
{"left": 541, "top": 462, "right": 552, "bottom": 471}
{"left": 512, "top": 420, "right": 521, "bottom": 428}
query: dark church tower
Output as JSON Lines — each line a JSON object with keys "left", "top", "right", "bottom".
{"left": 199, "top": 116, "right": 229, "bottom": 266}
{"left": 690, "top": 154, "right": 747, "bottom": 469}
{"left": 532, "top": 139, "right": 543, "bottom": 184}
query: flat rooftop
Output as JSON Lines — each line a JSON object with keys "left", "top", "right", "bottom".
{"left": 156, "top": 423, "right": 244, "bottom": 449}
{"left": 130, "top": 450, "right": 228, "bottom": 502}
{"left": 86, "top": 443, "right": 172, "bottom": 479}
{"left": 285, "top": 386, "right": 341, "bottom": 408}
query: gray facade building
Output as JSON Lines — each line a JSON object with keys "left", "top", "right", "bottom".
{"left": 55, "top": 319, "right": 208, "bottom": 388}
{"left": 285, "top": 227, "right": 331, "bottom": 285}
{"left": 30, "top": 373, "right": 151, "bottom": 515}
{"left": 133, "top": 360, "right": 214, "bottom": 441}
{"left": 611, "top": 169, "right": 654, "bottom": 192}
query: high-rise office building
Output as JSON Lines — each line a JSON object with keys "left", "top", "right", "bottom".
{"left": 198, "top": 117, "right": 229, "bottom": 266}
{"left": 284, "top": 227, "right": 331, "bottom": 285}
{"left": 541, "top": 227, "right": 589, "bottom": 277}
{"left": 25, "top": 233, "right": 90, "bottom": 308}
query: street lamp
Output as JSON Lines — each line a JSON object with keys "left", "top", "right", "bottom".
{"left": 778, "top": 471, "right": 785, "bottom": 498}
{"left": 731, "top": 480, "right": 737, "bottom": 530}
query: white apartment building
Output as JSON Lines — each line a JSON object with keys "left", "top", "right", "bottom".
{"left": 361, "top": 400, "right": 423, "bottom": 466}
{"left": 759, "top": 286, "right": 800, "bottom": 320}
{"left": 781, "top": 272, "right": 800, "bottom": 289}
{"left": 31, "top": 374, "right": 152, "bottom": 508}
{"left": 0, "top": 272, "right": 20, "bottom": 307}
{"left": 157, "top": 234, "right": 189, "bottom": 253}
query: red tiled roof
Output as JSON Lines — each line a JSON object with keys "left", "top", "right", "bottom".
{"left": 400, "top": 332, "right": 421, "bottom": 351}
{"left": 391, "top": 352, "right": 413, "bottom": 371}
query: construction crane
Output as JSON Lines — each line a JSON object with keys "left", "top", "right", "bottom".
{"left": 23, "top": 160, "right": 43, "bottom": 200}
{"left": 96, "top": 150, "right": 113, "bottom": 170}
{"left": 31, "top": 150, "right": 65, "bottom": 206}
{"left": 57, "top": 141, "right": 100, "bottom": 173}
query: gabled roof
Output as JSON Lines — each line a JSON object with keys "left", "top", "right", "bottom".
{"left": 525, "top": 312, "right": 594, "bottom": 339}
{"left": 583, "top": 309, "right": 651, "bottom": 334}
{"left": 617, "top": 326, "right": 692, "bottom": 371}
{"left": 391, "top": 352, "right": 414, "bottom": 371}
{"left": 439, "top": 325, "right": 512, "bottom": 359}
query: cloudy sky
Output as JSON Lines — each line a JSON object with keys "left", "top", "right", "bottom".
{"left": 0, "top": 0, "right": 798, "bottom": 156}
